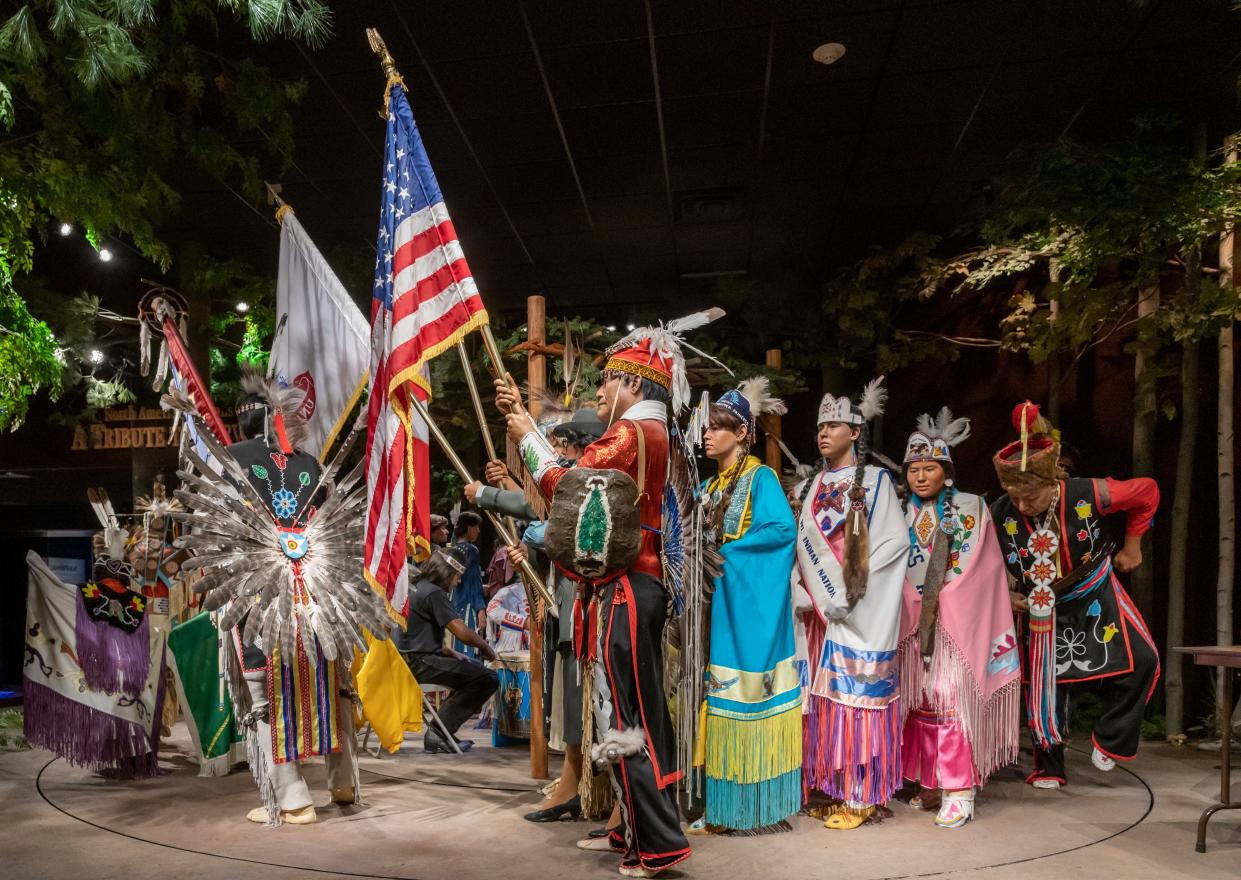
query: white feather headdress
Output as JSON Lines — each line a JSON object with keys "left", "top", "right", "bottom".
{"left": 904, "top": 406, "right": 971, "bottom": 465}
{"left": 738, "top": 376, "right": 788, "bottom": 419}
{"left": 817, "top": 375, "right": 886, "bottom": 426}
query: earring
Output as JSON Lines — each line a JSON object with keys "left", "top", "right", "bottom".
{"left": 945, "top": 478, "right": 954, "bottom": 487}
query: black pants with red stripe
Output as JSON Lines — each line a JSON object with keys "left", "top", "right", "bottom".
{"left": 598, "top": 571, "right": 690, "bottom": 871}
{"left": 1031, "top": 630, "right": 1160, "bottom": 783}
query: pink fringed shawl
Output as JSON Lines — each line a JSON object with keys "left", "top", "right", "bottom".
{"left": 899, "top": 493, "right": 1021, "bottom": 781}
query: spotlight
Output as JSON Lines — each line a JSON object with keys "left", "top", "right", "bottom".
{"left": 235, "top": 301, "right": 250, "bottom": 314}
{"left": 812, "top": 42, "right": 846, "bottom": 65}
{"left": 98, "top": 248, "right": 113, "bottom": 262}
{"left": 59, "top": 223, "right": 73, "bottom": 236}
{"left": 625, "top": 322, "right": 636, "bottom": 332}
{"left": 89, "top": 349, "right": 104, "bottom": 364}
{"left": 606, "top": 325, "right": 617, "bottom": 332}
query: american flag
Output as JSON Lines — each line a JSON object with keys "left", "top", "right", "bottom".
{"left": 365, "top": 82, "right": 488, "bottom": 618}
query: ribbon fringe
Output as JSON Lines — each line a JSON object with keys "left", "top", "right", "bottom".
{"left": 704, "top": 703, "right": 802, "bottom": 784}
{"left": 74, "top": 602, "right": 151, "bottom": 699}
{"left": 802, "top": 694, "right": 902, "bottom": 806}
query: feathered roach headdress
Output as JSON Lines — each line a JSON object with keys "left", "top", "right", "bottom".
{"left": 714, "top": 375, "right": 788, "bottom": 437}
{"left": 236, "top": 363, "right": 308, "bottom": 451}
{"left": 904, "top": 406, "right": 971, "bottom": 465}
{"left": 603, "top": 308, "right": 727, "bottom": 414}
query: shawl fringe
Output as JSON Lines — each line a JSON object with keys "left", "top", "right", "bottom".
{"left": 704, "top": 702, "right": 802, "bottom": 784}
{"left": 898, "top": 626, "right": 1020, "bottom": 781}
{"left": 74, "top": 602, "right": 151, "bottom": 699}
{"left": 703, "top": 703, "right": 802, "bottom": 829}
{"left": 22, "top": 676, "right": 162, "bottom": 778}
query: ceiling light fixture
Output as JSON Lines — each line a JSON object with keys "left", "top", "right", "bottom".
{"left": 59, "top": 222, "right": 73, "bottom": 236}
{"left": 98, "top": 247, "right": 113, "bottom": 262}
{"left": 813, "top": 42, "right": 846, "bottom": 65}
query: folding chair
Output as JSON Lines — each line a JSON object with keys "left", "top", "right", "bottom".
{"left": 420, "top": 682, "right": 463, "bottom": 754}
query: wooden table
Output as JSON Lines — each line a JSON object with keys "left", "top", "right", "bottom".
{"left": 1174, "top": 645, "right": 1241, "bottom": 853}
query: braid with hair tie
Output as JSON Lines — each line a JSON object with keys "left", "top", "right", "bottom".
{"left": 850, "top": 424, "right": 869, "bottom": 525}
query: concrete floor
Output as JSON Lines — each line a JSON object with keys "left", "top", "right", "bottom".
{"left": 2, "top": 725, "right": 1239, "bottom": 880}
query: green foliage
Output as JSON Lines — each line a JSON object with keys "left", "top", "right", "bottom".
{"left": 0, "top": 0, "right": 325, "bottom": 428}
{"left": 0, "top": 276, "right": 63, "bottom": 431}
{"left": 84, "top": 374, "right": 135, "bottom": 408}
{"left": 812, "top": 232, "right": 958, "bottom": 372}
{"left": 926, "top": 119, "right": 1241, "bottom": 365}
{"left": 0, "top": 708, "right": 29, "bottom": 752}
{"left": 193, "top": 257, "right": 277, "bottom": 397}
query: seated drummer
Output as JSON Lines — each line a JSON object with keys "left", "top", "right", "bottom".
{"left": 397, "top": 547, "right": 498, "bottom": 754}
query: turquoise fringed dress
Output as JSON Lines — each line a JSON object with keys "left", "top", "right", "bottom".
{"left": 701, "top": 455, "right": 803, "bottom": 829}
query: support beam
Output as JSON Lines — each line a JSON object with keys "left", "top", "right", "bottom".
{"left": 764, "top": 349, "right": 782, "bottom": 470}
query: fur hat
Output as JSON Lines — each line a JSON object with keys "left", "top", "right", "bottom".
{"left": 993, "top": 401, "right": 1063, "bottom": 492}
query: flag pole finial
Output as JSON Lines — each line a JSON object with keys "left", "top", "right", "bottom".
{"left": 366, "top": 28, "right": 406, "bottom": 114}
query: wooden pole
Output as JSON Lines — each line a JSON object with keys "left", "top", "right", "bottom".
{"left": 764, "top": 348, "right": 782, "bottom": 470}
{"left": 457, "top": 342, "right": 499, "bottom": 461}
{"left": 405, "top": 393, "right": 551, "bottom": 605}
{"left": 525, "top": 294, "right": 549, "bottom": 779}
{"left": 527, "top": 296, "right": 547, "bottom": 418}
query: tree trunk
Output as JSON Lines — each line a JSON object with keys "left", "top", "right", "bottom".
{"left": 1165, "top": 339, "right": 1199, "bottom": 739}
{"left": 1130, "top": 287, "right": 1159, "bottom": 620}
{"left": 1217, "top": 139, "right": 1237, "bottom": 736}
{"left": 1217, "top": 321, "right": 1236, "bottom": 732}
{"left": 1047, "top": 288, "right": 1062, "bottom": 424}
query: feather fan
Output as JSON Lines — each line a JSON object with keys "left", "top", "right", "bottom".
{"left": 162, "top": 391, "right": 389, "bottom": 663}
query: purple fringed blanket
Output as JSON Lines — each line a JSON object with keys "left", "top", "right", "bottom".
{"left": 23, "top": 551, "right": 165, "bottom": 777}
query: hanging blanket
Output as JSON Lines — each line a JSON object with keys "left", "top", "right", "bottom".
{"left": 23, "top": 551, "right": 165, "bottom": 776}
{"left": 167, "top": 613, "right": 245, "bottom": 777}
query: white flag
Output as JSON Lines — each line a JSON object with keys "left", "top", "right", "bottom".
{"left": 270, "top": 209, "right": 370, "bottom": 458}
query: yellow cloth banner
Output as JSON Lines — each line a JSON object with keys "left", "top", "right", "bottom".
{"left": 351, "top": 635, "right": 423, "bottom": 752}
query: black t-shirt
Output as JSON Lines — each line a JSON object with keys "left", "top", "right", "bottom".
{"left": 397, "top": 579, "right": 459, "bottom": 654}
